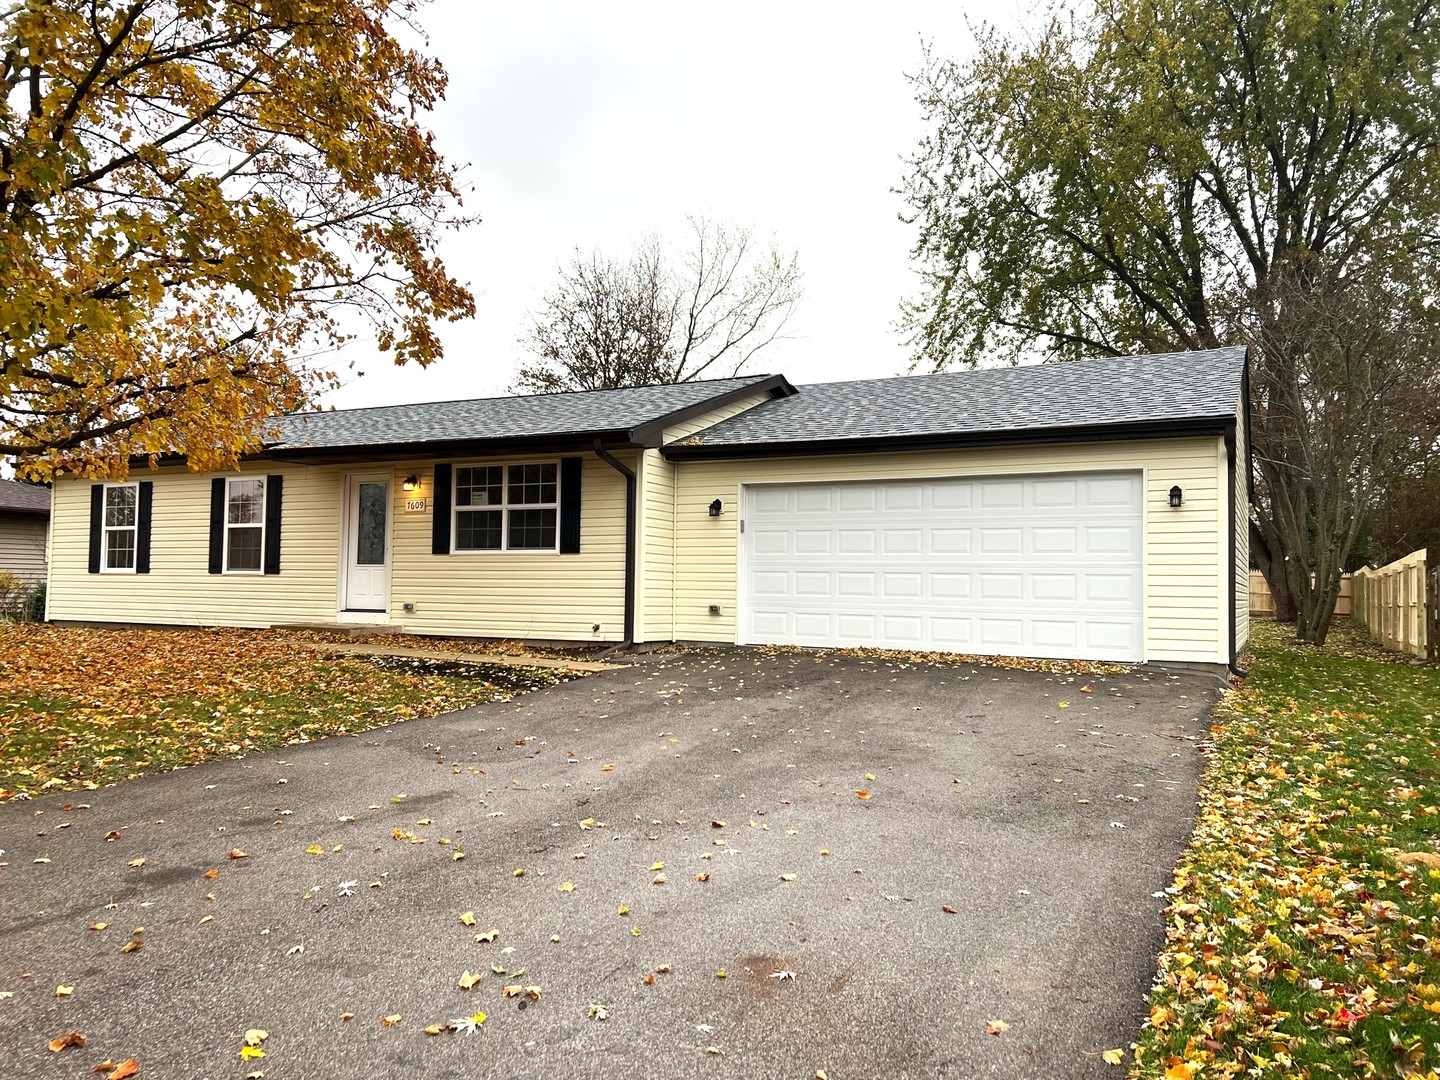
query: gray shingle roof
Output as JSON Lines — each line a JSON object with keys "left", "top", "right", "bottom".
{"left": 267, "top": 375, "right": 781, "bottom": 451}
{"left": 0, "top": 478, "right": 51, "bottom": 515}
{"left": 672, "top": 348, "right": 1246, "bottom": 451}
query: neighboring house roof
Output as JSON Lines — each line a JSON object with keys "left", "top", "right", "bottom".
{"left": 265, "top": 374, "right": 795, "bottom": 460}
{"left": 666, "top": 347, "right": 1248, "bottom": 458}
{"left": 0, "top": 478, "right": 51, "bottom": 516}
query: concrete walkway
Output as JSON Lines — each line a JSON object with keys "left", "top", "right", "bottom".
{"left": 297, "top": 639, "right": 627, "bottom": 673}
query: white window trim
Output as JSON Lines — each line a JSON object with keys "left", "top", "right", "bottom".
{"left": 452, "top": 459, "right": 560, "bottom": 554}
{"left": 100, "top": 481, "right": 139, "bottom": 574}
{"left": 223, "top": 476, "right": 267, "bottom": 575}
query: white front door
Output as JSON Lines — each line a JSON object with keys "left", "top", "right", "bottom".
{"left": 740, "top": 472, "right": 1145, "bottom": 662}
{"left": 343, "top": 475, "right": 390, "bottom": 613}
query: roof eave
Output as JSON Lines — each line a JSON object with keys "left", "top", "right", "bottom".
{"left": 261, "top": 429, "right": 643, "bottom": 465}
{"left": 661, "top": 416, "right": 1236, "bottom": 461}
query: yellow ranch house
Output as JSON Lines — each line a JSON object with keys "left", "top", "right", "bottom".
{"left": 46, "top": 348, "right": 1251, "bottom": 669}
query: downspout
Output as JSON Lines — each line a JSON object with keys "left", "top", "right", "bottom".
{"left": 1226, "top": 423, "right": 1246, "bottom": 677}
{"left": 1228, "top": 354, "right": 1253, "bottom": 679}
{"left": 593, "top": 441, "right": 636, "bottom": 647}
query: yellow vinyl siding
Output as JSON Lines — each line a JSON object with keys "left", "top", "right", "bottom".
{"left": 47, "top": 462, "right": 342, "bottom": 626}
{"left": 636, "top": 449, "right": 676, "bottom": 642}
{"left": 390, "top": 454, "right": 627, "bottom": 641}
{"left": 47, "top": 454, "right": 629, "bottom": 642}
{"left": 0, "top": 512, "right": 48, "bottom": 585}
{"left": 637, "top": 390, "right": 774, "bottom": 641}
{"left": 667, "top": 437, "right": 1229, "bottom": 664}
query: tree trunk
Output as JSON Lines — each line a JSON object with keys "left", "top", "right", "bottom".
{"left": 1251, "top": 519, "right": 1296, "bottom": 622}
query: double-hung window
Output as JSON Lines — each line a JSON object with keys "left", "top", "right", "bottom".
{"left": 101, "top": 483, "right": 139, "bottom": 572}
{"left": 224, "top": 477, "right": 266, "bottom": 573}
{"left": 454, "top": 462, "right": 558, "bottom": 552}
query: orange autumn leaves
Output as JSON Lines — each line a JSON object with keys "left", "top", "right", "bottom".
{"left": 0, "top": 625, "right": 560, "bottom": 798}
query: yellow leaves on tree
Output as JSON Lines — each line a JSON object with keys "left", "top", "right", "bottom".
{"left": 0, "top": 0, "right": 475, "bottom": 479}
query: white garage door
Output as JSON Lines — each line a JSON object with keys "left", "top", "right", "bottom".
{"left": 740, "top": 472, "right": 1144, "bottom": 661}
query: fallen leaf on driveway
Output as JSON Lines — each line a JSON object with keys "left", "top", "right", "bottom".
{"left": 88, "top": 923, "right": 106, "bottom": 932}
{"left": 779, "top": 873, "right": 797, "bottom": 882}
{"left": 458, "top": 911, "right": 476, "bottom": 926}
{"left": 203, "top": 869, "right": 218, "bottom": 879}
{"left": 339, "top": 1013, "right": 354, "bottom": 1022}
{"left": 304, "top": 845, "right": 324, "bottom": 855}
{"left": 1102, "top": 1048, "right": 1125, "bottom": 1065}
{"left": 228, "top": 849, "right": 249, "bottom": 860}
{"left": 986, "top": 1019, "right": 1011, "bottom": 1035}
{"left": 557, "top": 881, "right": 576, "bottom": 893}
{"left": 458, "top": 971, "right": 482, "bottom": 990}
{"left": 855, "top": 791, "right": 872, "bottom": 800}
{"left": 587, "top": 1004, "right": 608, "bottom": 1020}
{"left": 47, "top": 1031, "right": 85, "bottom": 1052}
{"left": 105, "top": 831, "right": 121, "bottom": 842}
{"left": 942, "top": 905, "right": 958, "bottom": 914}
{"left": 422, "top": 1023, "right": 446, "bottom": 1036}
{"left": 105, "top": 1061, "right": 139, "bottom": 1080}
{"left": 710, "top": 820, "right": 726, "bottom": 828}
{"left": 381, "top": 1014, "right": 402, "bottom": 1027}
{"left": 695, "top": 872, "right": 710, "bottom": 882}
{"left": 475, "top": 929, "right": 499, "bottom": 943}
{"left": 120, "top": 940, "right": 142, "bottom": 954}
{"left": 126, "top": 858, "right": 145, "bottom": 868}
{"left": 55, "top": 985, "right": 73, "bottom": 997}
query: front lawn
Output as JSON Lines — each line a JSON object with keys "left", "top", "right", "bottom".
{"left": 0, "top": 625, "right": 565, "bottom": 799}
{"left": 1134, "top": 620, "right": 1440, "bottom": 1079}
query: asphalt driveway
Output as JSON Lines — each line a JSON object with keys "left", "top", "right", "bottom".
{"left": 0, "top": 649, "right": 1221, "bottom": 1079}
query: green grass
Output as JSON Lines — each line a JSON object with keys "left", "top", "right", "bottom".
{"left": 0, "top": 625, "right": 566, "bottom": 798}
{"left": 1133, "top": 620, "right": 1440, "bottom": 1079}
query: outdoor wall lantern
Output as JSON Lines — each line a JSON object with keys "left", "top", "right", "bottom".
{"left": 708, "top": 499, "right": 723, "bottom": 517}
{"left": 403, "top": 475, "right": 420, "bottom": 492}
{"left": 1169, "top": 485, "right": 1183, "bottom": 508}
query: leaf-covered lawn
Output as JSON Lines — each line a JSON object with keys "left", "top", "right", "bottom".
{"left": 1135, "top": 620, "right": 1440, "bottom": 1079}
{"left": 0, "top": 625, "right": 566, "bottom": 800}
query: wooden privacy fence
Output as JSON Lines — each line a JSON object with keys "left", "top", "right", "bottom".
{"left": 1352, "top": 549, "right": 1432, "bottom": 661}
{"left": 1248, "top": 571, "right": 1352, "bottom": 618}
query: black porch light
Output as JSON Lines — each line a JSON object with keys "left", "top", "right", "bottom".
{"left": 708, "top": 499, "right": 723, "bottom": 517}
{"left": 403, "top": 474, "right": 420, "bottom": 492}
{"left": 1168, "top": 485, "right": 1183, "bottom": 508}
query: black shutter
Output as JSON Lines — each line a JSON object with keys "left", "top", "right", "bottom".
{"left": 432, "top": 463, "right": 452, "bottom": 555}
{"left": 263, "top": 474, "right": 283, "bottom": 575}
{"left": 559, "top": 456, "right": 582, "bottom": 554}
{"left": 136, "top": 481, "right": 154, "bottom": 574}
{"left": 87, "top": 484, "right": 104, "bottom": 574}
{"left": 208, "top": 477, "right": 225, "bottom": 574}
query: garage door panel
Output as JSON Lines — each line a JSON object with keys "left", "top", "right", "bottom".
{"left": 793, "top": 611, "right": 830, "bottom": 637}
{"left": 1032, "top": 620, "right": 1078, "bottom": 648}
{"left": 751, "top": 529, "right": 790, "bottom": 555}
{"left": 837, "top": 530, "right": 876, "bottom": 554}
{"left": 1031, "top": 574, "right": 1078, "bottom": 602}
{"left": 742, "top": 473, "right": 1142, "bottom": 661}
{"left": 1032, "top": 478, "right": 1079, "bottom": 508}
{"left": 978, "top": 618, "right": 1024, "bottom": 648}
{"left": 1032, "top": 527, "right": 1079, "bottom": 554}
{"left": 794, "top": 530, "right": 832, "bottom": 554}
{"left": 882, "top": 529, "right": 923, "bottom": 554}
{"left": 930, "top": 528, "right": 971, "bottom": 554}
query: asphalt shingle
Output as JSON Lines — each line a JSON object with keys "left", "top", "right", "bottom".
{"left": 0, "top": 479, "right": 51, "bottom": 515}
{"left": 674, "top": 348, "right": 1246, "bottom": 449}
{"left": 267, "top": 375, "right": 779, "bottom": 451}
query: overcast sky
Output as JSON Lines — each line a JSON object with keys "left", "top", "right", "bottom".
{"left": 322, "top": 0, "right": 1028, "bottom": 410}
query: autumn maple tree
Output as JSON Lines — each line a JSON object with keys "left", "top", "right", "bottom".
{"left": 0, "top": 0, "right": 474, "bottom": 479}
